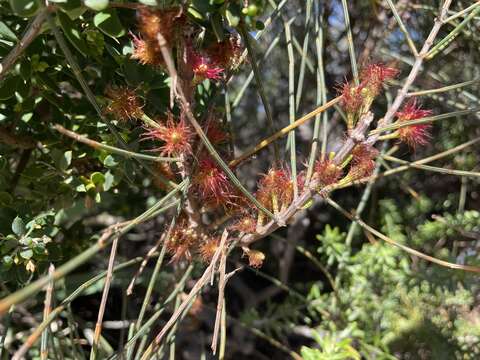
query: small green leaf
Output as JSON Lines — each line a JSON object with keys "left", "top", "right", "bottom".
{"left": 12, "top": 216, "right": 26, "bottom": 237}
{"left": 58, "top": 11, "right": 89, "bottom": 56}
{"left": 0, "top": 21, "right": 18, "bottom": 41}
{"left": 93, "top": 9, "right": 125, "bottom": 39}
{"left": 84, "top": 0, "right": 109, "bottom": 11}
{"left": 2, "top": 255, "right": 13, "bottom": 268}
{"left": 9, "top": 0, "right": 39, "bottom": 17}
{"left": 90, "top": 172, "right": 105, "bottom": 189}
{"left": 103, "top": 155, "right": 118, "bottom": 168}
{"left": 19, "top": 249, "right": 33, "bottom": 260}
{"left": 103, "top": 171, "right": 114, "bottom": 191}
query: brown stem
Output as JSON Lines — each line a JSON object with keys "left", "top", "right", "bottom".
{"left": 0, "top": 7, "right": 52, "bottom": 82}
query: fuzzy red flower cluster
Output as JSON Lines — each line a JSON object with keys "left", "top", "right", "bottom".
{"left": 256, "top": 167, "right": 294, "bottom": 214}
{"left": 345, "top": 143, "right": 379, "bottom": 182}
{"left": 188, "top": 46, "right": 224, "bottom": 82}
{"left": 132, "top": 7, "right": 185, "bottom": 67}
{"left": 395, "top": 98, "right": 432, "bottom": 147}
{"left": 314, "top": 159, "right": 343, "bottom": 188}
{"left": 143, "top": 114, "right": 193, "bottom": 157}
{"left": 339, "top": 63, "right": 399, "bottom": 129}
{"left": 193, "top": 157, "right": 237, "bottom": 208}
{"left": 105, "top": 86, "right": 144, "bottom": 121}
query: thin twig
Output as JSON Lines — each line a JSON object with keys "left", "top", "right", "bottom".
{"left": 140, "top": 230, "right": 228, "bottom": 360}
{"left": 0, "top": 7, "right": 51, "bottom": 82}
{"left": 41, "top": 264, "right": 55, "bottom": 360}
{"left": 90, "top": 237, "right": 119, "bottom": 360}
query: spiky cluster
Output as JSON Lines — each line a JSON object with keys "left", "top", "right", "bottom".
{"left": 243, "top": 248, "right": 265, "bottom": 268}
{"left": 314, "top": 159, "right": 343, "bottom": 188}
{"left": 207, "top": 34, "right": 243, "bottom": 70}
{"left": 193, "top": 157, "right": 236, "bottom": 207}
{"left": 205, "top": 120, "right": 229, "bottom": 145}
{"left": 344, "top": 143, "right": 379, "bottom": 182}
{"left": 104, "top": 86, "right": 143, "bottom": 121}
{"left": 143, "top": 114, "right": 193, "bottom": 156}
{"left": 339, "top": 63, "right": 399, "bottom": 129}
{"left": 188, "top": 46, "right": 224, "bottom": 83}
{"left": 256, "top": 167, "right": 294, "bottom": 214}
{"left": 231, "top": 214, "right": 257, "bottom": 234}
{"left": 395, "top": 98, "right": 432, "bottom": 147}
{"left": 132, "top": 7, "right": 185, "bottom": 67}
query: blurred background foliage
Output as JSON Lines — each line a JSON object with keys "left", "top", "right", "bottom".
{"left": 1, "top": 0, "right": 480, "bottom": 359}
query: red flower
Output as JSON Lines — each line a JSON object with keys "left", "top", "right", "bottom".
{"left": 188, "top": 46, "right": 224, "bottom": 82}
{"left": 137, "top": 7, "right": 184, "bottom": 45}
{"left": 360, "top": 63, "right": 399, "bottom": 96}
{"left": 105, "top": 86, "right": 143, "bottom": 121}
{"left": 345, "top": 144, "right": 379, "bottom": 181}
{"left": 314, "top": 159, "right": 343, "bottom": 187}
{"left": 131, "top": 33, "right": 163, "bottom": 67}
{"left": 199, "top": 237, "right": 219, "bottom": 262}
{"left": 395, "top": 98, "right": 432, "bottom": 147}
{"left": 207, "top": 34, "right": 243, "bottom": 70}
{"left": 205, "top": 120, "right": 229, "bottom": 145}
{"left": 339, "top": 81, "right": 364, "bottom": 115}
{"left": 193, "top": 157, "right": 235, "bottom": 206}
{"left": 167, "top": 217, "right": 200, "bottom": 262}
{"left": 256, "top": 167, "right": 294, "bottom": 212}
{"left": 231, "top": 214, "right": 257, "bottom": 234}
{"left": 143, "top": 114, "right": 193, "bottom": 156}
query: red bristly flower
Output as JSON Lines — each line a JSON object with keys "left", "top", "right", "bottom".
{"left": 339, "top": 81, "right": 364, "bottom": 115}
{"left": 360, "top": 63, "right": 399, "bottom": 97}
{"left": 167, "top": 217, "right": 201, "bottom": 262}
{"left": 314, "top": 159, "right": 343, "bottom": 187}
{"left": 199, "top": 237, "right": 219, "bottom": 262}
{"left": 256, "top": 167, "right": 294, "bottom": 212}
{"left": 143, "top": 114, "right": 193, "bottom": 156}
{"left": 395, "top": 98, "right": 432, "bottom": 147}
{"left": 231, "top": 214, "right": 257, "bottom": 234}
{"left": 207, "top": 34, "right": 243, "bottom": 70}
{"left": 105, "top": 86, "right": 143, "bottom": 121}
{"left": 193, "top": 157, "right": 235, "bottom": 206}
{"left": 345, "top": 144, "right": 379, "bottom": 181}
{"left": 188, "top": 46, "right": 224, "bottom": 82}
{"left": 137, "top": 6, "right": 184, "bottom": 45}
{"left": 205, "top": 120, "right": 229, "bottom": 145}
{"left": 131, "top": 33, "right": 163, "bottom": 67}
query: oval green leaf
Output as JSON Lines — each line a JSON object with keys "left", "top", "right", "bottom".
{"left": 58, "top": 11, "right": 89, "bottom": 56}
{"left": 93, "top": 9, "right": 125, "bottom": 39}
{"left": 9, "top": 0, "right": 39, "bottom": 17}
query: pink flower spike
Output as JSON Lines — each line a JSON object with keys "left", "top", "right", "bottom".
{"left": 396, "top": 98, "right": 433, "bottom": 147}
{"left": 188, "top": 46, "right": 224, "bottom": 81}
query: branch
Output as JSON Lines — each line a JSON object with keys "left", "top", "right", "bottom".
{"left": 0, "top": 7, "right": 51, "bottom": 82}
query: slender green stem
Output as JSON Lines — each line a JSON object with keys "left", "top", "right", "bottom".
{"left": 385, "top": 0, "right": 418, "bottom": 56}
{"left": 407, "top": 78, "right": 480, "bottom": 96}
{"left": 382, "top": 155, "right": 480, "bottom": 178}
{"left": 295, "top": 0, "right": 313, "bottom": 110}
{"left": 285, "top": 19, "right": 298, "bottom": 197}
{"left": 426, "top": 6, "right": 480, "bottom": 59}
{"left": 54, "top": 124, "right": 180, "bottom": 163}
{"left": 306, "top": 2, "right": 328, "bottom": 183}
{"left": 239, "top": 23, "right": 280, "bottom": 162}
{"left": 341, "top": 0, "right": 359, "bottom": 85}
{"left": 444, "top": 1, "right": 480, "bottom": 25}
{"left": 372, "top": 108, "right": 480, "bottom": 135}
